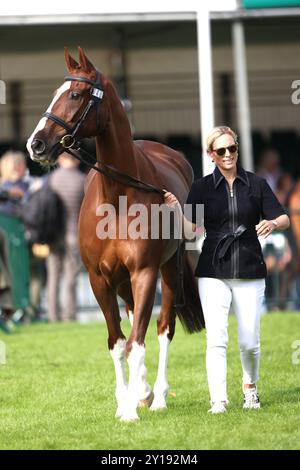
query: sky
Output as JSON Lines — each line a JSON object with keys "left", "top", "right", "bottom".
{"left": 0, "top": 1, "right": 237, "bottom": 17}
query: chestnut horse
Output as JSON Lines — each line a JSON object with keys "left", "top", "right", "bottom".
{"left": 288, "top": 180, "right": 300, "bottom": 274}
{"left": 27, "top": 47, "right": 204, "bottom": 421}
{"left": 287, "top": 178, "right": 300, "bottom": 308}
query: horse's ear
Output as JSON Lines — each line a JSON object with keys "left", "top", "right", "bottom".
{"left": 64, "top": 47, "right": 79, "bottom": 72}
{"left": 78, "top": 46, "right": 95, "bottom": 73}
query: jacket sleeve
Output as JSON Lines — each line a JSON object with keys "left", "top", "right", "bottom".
{"left": 260, "top": 178, "right": 287, "bottom": 220}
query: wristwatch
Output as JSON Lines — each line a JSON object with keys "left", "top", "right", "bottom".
{"left": 271, "top": 219, "right": 278, "bottom": 228}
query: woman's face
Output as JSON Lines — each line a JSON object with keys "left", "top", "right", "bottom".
{"left": 209, "top": 133, "right": 238, "bottom": 173}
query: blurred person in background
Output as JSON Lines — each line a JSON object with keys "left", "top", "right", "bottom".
{"left": 0, "top": 151, "right": 30, "bottom": 330}
{"left": 275, "top": 172, "right": 295, "bottom": 207}
{"left": 256, "top": 151, "right": 297, "bottom": 310}
{"left": 47, "top": 152, "right": 86, "bottom": 322}
{"left": 0, "top": 150, "right": 29, "bottom": 212}
{"left": 260, "top": 231, "right": 293, "bottom": 311}
{"left": 257, "top": 147, "right": 283, "bottom": 193}
{"left": 0, "top": 150, "right": 47, "bottom": 325}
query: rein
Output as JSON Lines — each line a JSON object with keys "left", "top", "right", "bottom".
{"left": 64, "top": 145, "right": 165, "bottom": 196}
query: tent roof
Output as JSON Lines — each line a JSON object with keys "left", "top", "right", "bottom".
{"left": 0, "top": 1, "right": 236, "bottom": 25}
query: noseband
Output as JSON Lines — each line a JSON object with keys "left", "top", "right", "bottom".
{"left": 43, "top": 70, "right": 104, "bottom": 150}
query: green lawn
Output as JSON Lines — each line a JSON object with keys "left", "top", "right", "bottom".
{"left": 0, "top": 313, "right": 299, "bottom": 450}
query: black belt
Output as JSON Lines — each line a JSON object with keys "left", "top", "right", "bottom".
{"left": 207, "top": 225, "right": 254, "bottom": 268}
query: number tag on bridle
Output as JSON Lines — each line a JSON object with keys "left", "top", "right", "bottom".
{"left": 91, "top": 88, "right": 104, "bottom": 100}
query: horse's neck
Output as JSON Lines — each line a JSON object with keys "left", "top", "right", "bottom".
{"left": 96, "top": 86, "right": 137, "bottom": 178}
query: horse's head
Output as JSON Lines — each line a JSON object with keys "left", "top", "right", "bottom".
{"left": 27, "top": 47, "right": 109, "bottom": 165}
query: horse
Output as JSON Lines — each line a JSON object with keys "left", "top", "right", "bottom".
{"left": 289, "top": 180, "right": 300, "bottom": 265}
{"left": 287, "top": 180, "right": 300, "bottom": 303}
{"left": 27, "top": 47, "right": 205, "bottom": 421}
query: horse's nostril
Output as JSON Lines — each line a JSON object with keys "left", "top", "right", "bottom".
{"left": 31, "top": 139, "right": 46, "bottom": 155}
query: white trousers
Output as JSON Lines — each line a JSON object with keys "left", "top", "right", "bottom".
{"left": 198, "top": 278, "right": 266, "bottom": 403}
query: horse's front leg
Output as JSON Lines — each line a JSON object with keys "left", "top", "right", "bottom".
{"left": 89, "top": 271, "right": 127, "bottom": 418}
{"left": 126, "top": 308, "right": 153, "bottom": 409}
{"left": 120, "top": 267, "right": 158, "bottom": 422}
{"left": 118, "top": 281, "right": 152, "bottom": 406}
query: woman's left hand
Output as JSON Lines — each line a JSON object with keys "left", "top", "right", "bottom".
{"left": 255, "top": 219, "right": 276, "bottom": 238}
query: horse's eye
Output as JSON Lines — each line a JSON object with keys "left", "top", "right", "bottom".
{"left": 70, "top": 91, "right": 81, "bottom": 99}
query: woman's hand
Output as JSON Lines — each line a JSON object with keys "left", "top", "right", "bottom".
{"left": 255, "top": 219, "right": 276, "bottom": 238}
{"left": 164, "top": 190, "right": 197, "bottom": 240}
{"left": 163, "top": 190, "right": 180, "bottom": 208}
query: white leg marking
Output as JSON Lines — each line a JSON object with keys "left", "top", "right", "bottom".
{"left": 151, "top": 329, "right": 170, "bottom": 410}
{"left": 127, "top": 311, "right": 152, "bottom": 405}
{"left": 138, "top": 363, "right": 153, "bottom": 405}
{"left": 110, "top": 339, "right": 127, "bottom": 418}
{"left": 120, "top": 342, "right": 145, "bottom": 422}
{"left": 27, "top": 81, "right": 71, "bottom": 159}
{"left": 128, "top": 310, "right": 134, "bottom": 327}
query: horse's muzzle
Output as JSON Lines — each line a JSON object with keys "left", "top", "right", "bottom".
{"left": 31, "top": 138, "right": 46, "bottom": 156}
{"left": 30, "top": 138, "right": 62, "bottom": 165}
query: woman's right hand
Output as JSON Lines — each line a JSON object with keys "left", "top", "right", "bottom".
{"left": 164, "top": 190, "right": 197, "bottom": 240}
{"left": 163, "top": 190, "right": 180, "bottom": 208}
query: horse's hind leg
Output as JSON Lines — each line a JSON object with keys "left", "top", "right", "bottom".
{"left": 89, "top": 271, "right": 127, "bottom": 418}
{"left": 151, "top": 256, "right": 176, "bottom": 411}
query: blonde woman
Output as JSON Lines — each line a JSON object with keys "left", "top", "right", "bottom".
{"left": 0, "top": 151, "right": 29, "bottom": 210}
{"left": 164, "top": 126, "right": 290, "bottom": 413}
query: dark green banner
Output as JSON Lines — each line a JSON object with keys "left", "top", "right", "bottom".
{"left": 242, "top": 0, "right": 300, "bottom": 7}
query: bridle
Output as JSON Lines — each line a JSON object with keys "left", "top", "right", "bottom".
{"left": 43, "top": 70, "right": 104, "bottom": 151}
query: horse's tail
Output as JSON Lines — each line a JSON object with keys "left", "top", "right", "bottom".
{"left": 175, "top": 252, "right": 205, "bottom": 334}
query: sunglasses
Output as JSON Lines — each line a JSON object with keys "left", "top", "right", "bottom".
{"left": 213, "top": 145, "right": 238, "bottom": 156}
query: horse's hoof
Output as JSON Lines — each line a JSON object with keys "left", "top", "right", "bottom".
{"left": 150, "top": 405, "right": 167, "bottom": 411}
{"left": 138, "top": 390, "right": 154, "bottom": 408}
{"left": 150, "top": 399, "right": 167, "bottom": 411}
{"left": 115, "top": 409, "right": 123, "bottom": 419}
{"left": 120, "top": 413, "right": 140, "bottom": 422}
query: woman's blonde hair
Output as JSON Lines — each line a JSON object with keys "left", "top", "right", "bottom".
{"left": 0, "top": 150, "right": 26, "bottom": 183}
{"left": 206, "top": 126, "right": 238, "bottom": 152}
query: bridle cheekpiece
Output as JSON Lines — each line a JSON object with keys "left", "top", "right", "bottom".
{"left": 43, "top": 70, "right": 104, "bottom": 150}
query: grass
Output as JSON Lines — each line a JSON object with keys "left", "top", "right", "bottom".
{"left": 0, "top": 313, "right": 300, "bottom": 450}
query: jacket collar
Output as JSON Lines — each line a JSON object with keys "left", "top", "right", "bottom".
{"left": 212, "top": 164, "right": 249, "bottom": 189}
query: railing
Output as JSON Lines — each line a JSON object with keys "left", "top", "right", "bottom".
{"left": 1, "top": 68, "right": 300, "bottom": 143}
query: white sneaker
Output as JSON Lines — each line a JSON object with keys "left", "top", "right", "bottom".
{"left": 208, "top": 401, "right": 227, "bottom": 414}
{"left": 243, "top": 387, "right": 260, "bottom": 409}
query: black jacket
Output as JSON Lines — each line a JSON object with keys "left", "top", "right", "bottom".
{"left": 186, "top": 165, "right": 286, "bottom": 279}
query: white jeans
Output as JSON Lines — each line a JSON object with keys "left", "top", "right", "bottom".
{"left": 198, "top": 278, "right": 266, "bottom": 403}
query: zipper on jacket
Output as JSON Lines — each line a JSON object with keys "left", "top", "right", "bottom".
{"left": 226, "top": 182, "right": 237, "bottom": 277}
{"left": 232, "top": 185, "right": 239, "bottom": 278}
